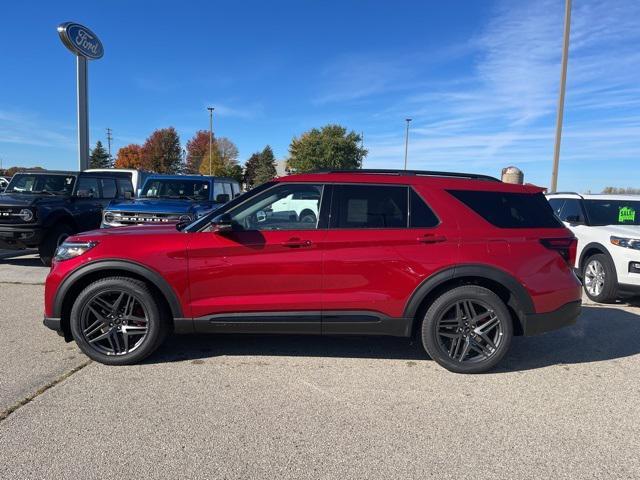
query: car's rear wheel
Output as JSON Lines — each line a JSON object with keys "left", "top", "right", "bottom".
{"left": 39, "top": 223, "right": 73, "bottom": 266}
{"left": 421, "top": 286, "right": 513, "bottom": 373}
{"left": 70, "top": 277, "right": 168, "bottom": 365}
{"left": 582, "top": 254, "right": 617, "bottom": 303}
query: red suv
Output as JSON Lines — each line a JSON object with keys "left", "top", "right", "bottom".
{"left": 44, "top": 170, "right": 582, "bottom": 373}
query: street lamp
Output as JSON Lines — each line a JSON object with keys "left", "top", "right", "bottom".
{"left": 207, "top": 107, "right": 215, "bottom": 175}
{"left": 404, "top": 118, "right": 412, "bottom": 170}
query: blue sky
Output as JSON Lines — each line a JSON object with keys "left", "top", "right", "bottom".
{"left": 1, "top": 0, "right": 638, "bottom": 192}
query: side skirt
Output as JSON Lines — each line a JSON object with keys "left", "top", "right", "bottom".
{"left": 174, "top": 311, "right": 412, "bottom": 337}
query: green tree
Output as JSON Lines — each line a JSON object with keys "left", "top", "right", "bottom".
{"left": 288, "top": 124, "right": 366, "bottom": 173}
{"left": 89, "top": 140, "right": 111, "bottom": 169}
{"left": 253, "top": 145, "right": 277, "bottom": 185}
{"left": 141, "top": 127, "right": 182, "bottom": 173}
{"left": 198, "top": 137, "right": 240, "bottom": 177}
{"left": 243, "top": 152, "right": 261, "bottom": 188}
{"left": 221, "top": 164, "right": 244, "bottom": 184}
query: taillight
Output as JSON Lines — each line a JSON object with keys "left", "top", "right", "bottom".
{"left": 540, "top": 237, "right": 577, "bottom": 266}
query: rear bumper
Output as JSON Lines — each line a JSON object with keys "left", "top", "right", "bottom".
{"left": 522, "top": 300, "right": 581, "bottom": 336}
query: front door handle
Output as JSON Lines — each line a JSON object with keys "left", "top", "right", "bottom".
{"left": 417, "top": 234, "right": 447, "bottom": 244}
{"left": 282, "top": 238, "right": 312, "bottom": 248}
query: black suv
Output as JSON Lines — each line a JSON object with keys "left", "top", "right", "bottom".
{"left": 0, "top": 170, "right": 133, "bottom": 265}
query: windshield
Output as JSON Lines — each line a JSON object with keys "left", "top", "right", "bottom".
{"left": 583, "top": 199, "right": 640, "bottom": 226}
{"left": 5, "top": 174, "right": 76, "bottom": 195}
{"left": 141, "top": 179, "right": 210, "bottom": 200}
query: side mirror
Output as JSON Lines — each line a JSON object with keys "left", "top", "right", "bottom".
{"left": 211, "top": 213, "right": 233, "bottom": 232}
{"left": 216, "top": 193, "right": 230, "bottom": 203}
{"left": 565, "top": 215, "right": 584, "bottom": 225}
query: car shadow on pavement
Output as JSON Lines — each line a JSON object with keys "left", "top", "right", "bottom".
{"left": 146, "top": 305, "right": 640, "bottom": 371}
{"left": 499, "top": 305, "right": 640, "bottom": 372}
{"left": 0, "top": 256, "right": 44, "bottom": 267}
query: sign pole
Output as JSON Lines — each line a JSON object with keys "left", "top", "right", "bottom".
{"left": 58, "top": 22, "right": 103, "bottom": 172}
{"left": 77, "top": 56, "right": 89, "bottom": 170}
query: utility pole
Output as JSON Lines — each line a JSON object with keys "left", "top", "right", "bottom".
{"left": 550, "top": 0, "right": 572, "bottom": 192}
{"left": 403, "top": 118, "right": 412, "bottom": 170}
{"left": 207, "top": 107, "right": 215, "bottom": 175}
{"left": 106, "top": 127, "right": 113, "bottom": 162}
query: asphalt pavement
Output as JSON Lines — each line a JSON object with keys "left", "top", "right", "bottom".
{"left": 1, "top": 251, "right": 639, "bottom": 479}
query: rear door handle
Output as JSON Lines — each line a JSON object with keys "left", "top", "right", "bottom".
{"left": 282, "top": 238, "right": 312, "bottom": 248}
{"left": 417, "top": 234, "right": 447, "bottom": 244}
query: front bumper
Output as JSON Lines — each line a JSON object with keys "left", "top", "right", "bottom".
{"left": 0, "top": 225, "right": 44, "bottom": 248}
{"left": 522, "top": 300, "right": 581, "bottom": 336}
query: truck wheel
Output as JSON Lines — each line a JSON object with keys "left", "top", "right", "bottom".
{"left": 582, "top": 253, "right": 618, "bottom": 303}
{"left": 299, "top": 210, "right": 317, "bottom": 224}
{"left": 39, "top": 224, "right": 73, "bottom": 266}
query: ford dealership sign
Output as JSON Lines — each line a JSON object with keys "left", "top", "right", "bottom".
{"left": 57, "top": 22, "right": 104, "bottom": 59}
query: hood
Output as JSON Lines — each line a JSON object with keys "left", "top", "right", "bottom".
{"left": 106, "top": 197, "right": 196, "bottom": 214}
{"left": 0, "top": 193, "right": 66, "bottom": 207}
{"left": 601, "top": 224, "right": 640, "bottom": 238}
{"left": 72, "top": 223, "right": 180, "bottom": 240}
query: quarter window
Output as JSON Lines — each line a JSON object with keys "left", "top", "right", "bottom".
{"left": 558, "top": 199, "right": 584, "bottom": 223}
{"left": 331, "top": 185, "right": 407, "bottom": 229}
{"left": 410, "top": 189, "right": 439, "bottom": 228}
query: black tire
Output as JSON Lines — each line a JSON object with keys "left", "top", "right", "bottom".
{"left": 421, "top": 286, "right": 513, "bottom": 374}
{"left": 70, "top": 277, "right": 169, "bottom": 365}
{"left": 39, "top": 223, "right": 73, "bottom": 266}
{"left": 299, "top": 210, "right": 317, "bottom": 224}
{"left": 582, "top": 253, "right": 618, "bottom": 303}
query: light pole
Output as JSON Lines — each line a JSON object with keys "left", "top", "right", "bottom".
{"left": 207, "top": 107, "right": 215, "bottom": 175}
{"left": 403, "top": 118, "right": 412, "bottom": 170}
{"left": 550, "top": 0, "right": 572, "bottom": 192}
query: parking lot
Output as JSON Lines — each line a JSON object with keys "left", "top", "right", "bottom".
{"left": 0, "top": 250, "right": 639, "bottom": 479}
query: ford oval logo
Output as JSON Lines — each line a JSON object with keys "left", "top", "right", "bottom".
{"left": 57, "top": 22, "right": 104, "bottom": 59}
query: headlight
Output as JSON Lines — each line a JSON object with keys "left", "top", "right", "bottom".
{"left": 18, "top": 208, "right": 34, "bottom": 222}
{"left": 103, "top": 211, "right": 122, "bottom": 226}
{"left": 54, "top": 241, "right": 98, "bottom": 261}
{"left": 178, "top": 214, "right": 193, "bottom": 223}
{"left": 610, "top": 236, "right": 640, "bottom": 250}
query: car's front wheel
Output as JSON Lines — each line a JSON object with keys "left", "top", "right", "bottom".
{"left": 70, "top": 277, "right": 168, "bottom": 365}
{"left": 582, "top": 253, "right": 617, "bottom": 303}
{"left": 421, "top": 286, "right": 513, "bottom": 373}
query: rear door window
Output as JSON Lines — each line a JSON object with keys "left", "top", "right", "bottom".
{"left": 449, "top": 190, "right": 563, "bottom": 228}
{"left": 331, "top": 185, "right": 408, "bottom": 229}
{"left": 76, "top": 177, "right": 100, "bottom": 198}
{"left": 558, "top": 199, "right": 584, "bottom": 223}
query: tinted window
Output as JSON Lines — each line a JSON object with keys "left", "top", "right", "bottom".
{"left": 222, "top": 183, "right": 232, "bottom": 196}
{"left": 410, "top": 189, "right": 439, "bottom": 228}
{"left": 232, "top": 183, "right": 240, "bottom": 196}
{"left": 583, "top": 199, "right": 640, "bottom": 226}
{"left": 332, "top": 185, "right": 407, "bottom": 228}
{"left": 117, "top": 178, "right": 134, "bottom": 198}
{"left": 559, "top": 199, "right": 584, "bottom": 223}
{"left": 229, "top": 183, "right": 323, "bottom": 231}
{"left": 76, "top": 177, "right": 100, "bottom": 198}
{"left": 6, "top": 174, "right": 75, "bottom": 195}
{"left": 449, "top": 190, "right": 562, "bottom": 228}
{"left": 100, "top": 179, "right": 117, "bottom": 199}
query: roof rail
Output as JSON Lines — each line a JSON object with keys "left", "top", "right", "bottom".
{"left": 311, "top": 169, "right": 500, "bottom": 182}
{"left": 546, "top": 191, "right": 583, "bottom": 198}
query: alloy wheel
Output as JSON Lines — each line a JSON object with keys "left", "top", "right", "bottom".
{"left": 584, "top": 259, "right": 605, "bottom": 297}
{"left": 435, "top": 299, "right": 504, "bottom": 363}
{"left": 80, "top": 290, "right": 149, "bottom": 356}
